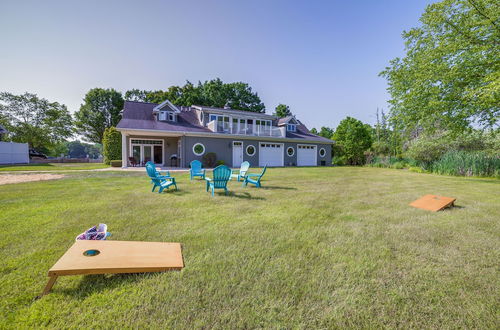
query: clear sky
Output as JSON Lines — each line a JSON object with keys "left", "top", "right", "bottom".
{"left": 0, "top": 0, "right": 434, "bottom": 130}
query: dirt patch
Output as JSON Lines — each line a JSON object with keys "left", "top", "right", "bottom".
{"left": 0, "top": 174, "right": 65, "bottom": 185}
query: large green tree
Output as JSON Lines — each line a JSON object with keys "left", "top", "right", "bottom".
{"left": 381, "top": 0, "right": 500, "bottom": 134}
{"left": 0, "top": 92, "right": 73, "bottom": 151}
{"left": 273, "top": 104, "right": 292, "bottom": 118}
{"left": 333, "top": 117, "right": 373, "bottom": 165}
{"left": 75, "top": 88, "right": 124, "bottom": 143}
{"left": 125, "top": 78, "right": 265, "bottom": 113}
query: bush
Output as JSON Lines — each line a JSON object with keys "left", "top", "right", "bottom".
{"left": 409, "top": 166, "right": 427, "bottom": 173}
{"left": 332, "top": 155, "right": 346, "bottom": 166}
{"left": 391, "top": 161, "right": 405, "bottom": 169}
{"left": 202, "top": 152, "right": 216, "bottom": 168}
{"left": 333, "top": 117, "right": 372, "bottom": 165}
{"left": 102, "top": 127, "right": 121, "bottom": 165}
{"left": 215, "top": 160, "right": 225, "bottom": 166}
{"left": 431, "top": 151, "right": 500, "bottom": 177}
{"left": 110, "top": 160, "right": 122, "bottom": 167}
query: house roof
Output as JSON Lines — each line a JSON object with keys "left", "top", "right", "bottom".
{"left": 117, "top": 101, "right": 333, "bottom": 143}
{"left": 277, "top": 116, "right": 298, "bottom": 125}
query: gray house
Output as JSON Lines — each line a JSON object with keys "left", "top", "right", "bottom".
{"left": 116, "top": 100, "right": 333, "bottom": 168}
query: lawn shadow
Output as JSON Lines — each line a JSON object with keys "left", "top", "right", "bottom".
{"left": 260, "top": 186, "right": 297, "bottom": 190}
{"left": 221, "top": 191, "right": 266, "bottom": 200}
{"left": 57, "top": 272, "right": 155, "bottom": 298}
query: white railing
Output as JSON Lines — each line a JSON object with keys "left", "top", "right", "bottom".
{"left": 207, "top": 122, "right": 286, "bottom": 137}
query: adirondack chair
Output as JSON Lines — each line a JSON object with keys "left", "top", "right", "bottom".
{"left": 243, "top": 166, "right": 267, "bottom": 188}
{"left": 128, "top": 157, "right": 138, "bottom": 167}
{"left": 205, "top": 165, "right": 232, "bottom": 196}
{"left": 146, "top": 162, "right": 177, "bottom": 193}
{"left": 146, "top": 161, "right": 171, "bottom": 179}
{"left": 230, "top": 161, "right": 250, "bottom": 182}
{"left": 190, "top": 160, "right": 205, "bottom": 180}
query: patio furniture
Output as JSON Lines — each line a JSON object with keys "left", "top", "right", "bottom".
{"left": 146, "top": 161, "right": 171, "bottom": 179}
{"left": 38, "top": 240, "right": 184, "bottom": 297}
{"left": 243, "top": 166, "right": 267, "bottom": 188}
{"left": 128, "top": 157, "right": 138, "bottom": 167}
{"left": 146, "top": 162, "right": 177, "bottom": 193}
{"left": 205, "top": 165, "right": 232, "bottom": 196}
{"left": 230, "top": 161, "right": 250, "bottom": 182}
{"left": 190, "top": 160, "right": 205, "bottom": 180}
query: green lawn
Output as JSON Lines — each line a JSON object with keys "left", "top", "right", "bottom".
{"left": 0, "top": 162, "right": 108, "bottom": 171}
{"left": 0, "top": 167, "right": 498, "bottom": 328}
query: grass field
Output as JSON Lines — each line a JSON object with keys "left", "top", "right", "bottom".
{"left": 0, "top": 167, "right": 498, "bottom": 328}
{"left": 0, "top": 163, "right": 109, "bottom": 172}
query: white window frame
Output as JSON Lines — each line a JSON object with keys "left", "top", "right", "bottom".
{"left": 129, "top": 138, "right": 164, "bottom": 165}
{"left": 287, "top": 124, "right": 296, "bottom": 132}
{"left": 246, "top": 144, "right": 256, "bottom": 156}
{"left": 258, "top": 142, "right": 284, "bottom": 167}
{"left": 286, "top": 146, "right": 295, "bottom": 157}
{"left": 192, "top": 142, "right": 206, "bottom": 156}
{"left": 319, "top": 148, "right": 326, "bottom": 157}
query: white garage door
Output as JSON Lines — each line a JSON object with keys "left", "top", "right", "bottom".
{"left": 297, "top": 144, "right": 317, "bottom": 166}
{"left": 259, "top": 143, "right": 284, "bottom": 167}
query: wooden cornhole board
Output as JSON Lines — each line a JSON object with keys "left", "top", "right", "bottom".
{"left": 39, "top": 240, "right": 183, "bottom": 297}
{"left": 409, "top": 194, "right": 456, "bottom": 212}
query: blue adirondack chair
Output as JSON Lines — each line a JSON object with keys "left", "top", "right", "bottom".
{"left": 243, "top": 166, "right": 267, "bottom": 188}
{"left": 146, "top": 161, "right": 171, "bottom": 179}
{"left": 190, "top": 160, "right": 205, "bottom": 180}
{"left": 146, "top": 162, "right": 177, "bottom": 193}
{"left": 231, "top": 161, "right": 250, "bottom": 182}
{"left": 205, "top": 165, "right": 232, "bottom": 196}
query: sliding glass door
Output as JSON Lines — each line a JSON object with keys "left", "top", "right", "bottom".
{"left": 130, "top": 139, "right": 163, "bottom": 165}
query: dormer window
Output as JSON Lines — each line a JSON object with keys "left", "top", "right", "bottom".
{"left": 159, "top": 111, "right": 176, "bottom": 122}
{"left": 287, "top": 124, "right": 296, "bottom": 132}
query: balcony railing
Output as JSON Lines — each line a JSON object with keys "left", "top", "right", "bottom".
{"left": 208, "top": 121, "right": 286, "bottom": 137}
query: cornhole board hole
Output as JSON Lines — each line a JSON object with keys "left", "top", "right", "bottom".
{"left": 409, "top": 194, "right": 456, "bottom": 212}
{"left": 39, "top": 240, "right": 183, "bottom": 297}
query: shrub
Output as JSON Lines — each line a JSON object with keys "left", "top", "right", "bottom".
{"left": 110, "top": 160, "right": 122, "bottom": 167}
{"left": 215, "top": 160, "right": 225, "bottom": 166}
{"left": 409, "top": 166, "right": 427, "bottom": 173}
{"left": 333, "top": 117, "right": 372, "bottom": 165}
{"left": 202, "top": 152, "right": 217, "bottom": 168}
{"left": 431, "top": 151, "right": 500, "bottom": 177}
{"left": 102, "top": 127, "right": 121, "bottom": 165}
{"left": 332, "top": 155, "right": 346, "bottom": 166}
{"left": 391, "top": 161, "right": 405, "bottom": 169}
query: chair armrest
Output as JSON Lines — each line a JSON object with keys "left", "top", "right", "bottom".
{"left": 246, "top": 173, "right": 261, "bottom": 177}
{"left": 204, "top": 177, "right": 212, "bottom": 181}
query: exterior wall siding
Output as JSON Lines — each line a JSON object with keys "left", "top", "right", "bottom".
{"left": 182, "top": 136, "right": 332, "bottom": 167}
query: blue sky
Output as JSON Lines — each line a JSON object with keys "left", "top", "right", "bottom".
{"left": 0, "top": 0, "right": 433, "bottom": 130}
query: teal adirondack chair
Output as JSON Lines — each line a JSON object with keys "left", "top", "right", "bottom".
{"left": 231, "top": 161, "right": 250, "bottom": 182}
{"left": 146, "top": 162, "right": 177, "bottom": 193}
{"left": 146, "top": 161, "right": 171, "bottom": 179}
{"left": 243, "top": 166, "right": 267, "bottom": 188}
{"left": 190, "top": 160, "right": 205, "bottom": 180}
{"left": 205, "top": 165, "right": 232, "bottom": 196}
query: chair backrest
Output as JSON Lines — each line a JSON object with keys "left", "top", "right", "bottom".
{"left": 190, "top": 160, "right": 203, "bottom": 173}
{"left": 257, "top": 166, "right": 267, "bottom": 182}
{"left": 239, "top": 161, "right": 250, "bottom": 176}
{"left": 145, "top": 162, "right": 159, "bottom": 180}
{"left": 128, "top": 157, "right": 137, "bottom": 164}
{"left": 212, "top": 165, "right": 232, "bottom": 188}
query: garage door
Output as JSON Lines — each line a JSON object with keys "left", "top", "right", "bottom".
{"left": 259, "top": 143, "right": 284, "bottom": 167}
{"left": 297, "top": 144, "right": 317, "bottom": 166}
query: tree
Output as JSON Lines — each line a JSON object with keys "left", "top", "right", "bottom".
{"left": 125, "top": 78, "right": 266, "bottom": 113}
{"left": 380, "top": 0, "right": 500, "bottom": 134}
{"left": 310, "top": 128, "right": 318, "bottom": 134}
{"left": 67, "top": 141, "right": 87, "bottom": 158}
{"left": 318, "top": 126, "right": 334, "bottom": 139}
{"left": 75, "top": 88, "right": 124, "bottom": 143}
{"left": 273, "top": 104, "right": 292, "bottom": 118}
{"left": 333, "top": 117, "right": 373, "bottom": 165}
{"left": 102, "top": 127, "right": 122, "bottom": 164}
{"left": 0, "top": 92, "right": 73, "bottom": 151}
